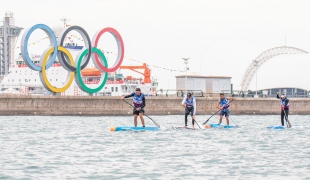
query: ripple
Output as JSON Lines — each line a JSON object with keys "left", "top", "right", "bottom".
{"left": 0, "top": 115, "right": 310, "bottom": 179}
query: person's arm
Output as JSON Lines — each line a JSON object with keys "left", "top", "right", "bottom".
{"left": 193, "top": 98, "right": 196, "bottom": 116}
{"left": 227, "top": 97, "right": 234, "bottom": 101}
{"left": 276, "top": 92, "right": 280, "bottom": 99}
{"left": 181, "top": 96, "right": 186, "bottom": 107}
{"left": 141, "top": 96, "right": 146, "bottom": 109}
{"left": 120, "top": 93, "right": 134, "bottom": 100}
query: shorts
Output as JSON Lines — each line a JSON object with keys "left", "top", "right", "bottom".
{"left": 220, "top": 108, "right": 230, "bottom": 117}
{"left": 185, "top": 106, "right": 194, "bottom": 116}
{"left": 133, "top": 108, "right": 144, "bottom": 115}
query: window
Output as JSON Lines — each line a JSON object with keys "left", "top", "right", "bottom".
{"left": 111, "top": 87, "right": 114, "bottom": 92}
{"left": 116, "top": 87, "right": 118, "bottom": 92}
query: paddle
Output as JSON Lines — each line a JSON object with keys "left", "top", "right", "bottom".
{"left": 282, "top": 108, "right": 291, "bottom": 128}
{"left": 184, "top": 106, "right": 201, "bottom": 129}
{"left": 203, "top": 99, "right": 235, "bottom": 125}
{"left": 229, "top": 116, "right": 240, "bottom": 128}
{"left": 122, "top": 100, "right": 160, "bottom": 128}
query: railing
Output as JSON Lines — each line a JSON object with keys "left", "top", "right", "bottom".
{"left": 124, "top": 80, "right": 135, "bottom": 93}
{"left": 156, "top": 89, "right": 204, "bottom": 97}
{"left": 231, "top": 90, "right": 310, "bottom": 98}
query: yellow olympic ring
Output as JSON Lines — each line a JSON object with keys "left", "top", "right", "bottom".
{"left": 40, "top": 46, "right": 75, "bottom": 93}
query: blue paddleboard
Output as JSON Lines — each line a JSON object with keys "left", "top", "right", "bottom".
{"left": 110, "top": 126, "right": 159, "bottom": 131}
{"left": 207, "top": 123, "right": 237, "bottom": 129}
{"left": 267, "top": 125, "right": 287, "bottom": 129}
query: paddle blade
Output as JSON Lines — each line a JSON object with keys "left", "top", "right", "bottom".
{"left": 154, "top": 121, "right": 161, "bottom": 128}
{"left": 287, "top": 121, "right": 292, "bottom": 128}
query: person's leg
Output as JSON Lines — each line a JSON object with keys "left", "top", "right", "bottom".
{"left": 284, "top": 108, "right": 291, "bottom": 127}
{"left": 225, "top": 109, "right": 230, "bottom": 125}
{"left": 139, "top": 112, "right": 145, "bottom": 127}
{"left": 285, "top": 109, "right": 289, "bottom": 120}
{"left": 191, "top": 115, "right": 195, "bottom": 128}
{"left": 219, "top": 116, "right": 223, "bottom": 124}
{"left": 225, "top": 116, "right": 230, "bottom": 125}
{"left": 281, "top": 110, "right": 285, "bottom": 126}
{"left": 219, "top": 110, "right": 224, "bottom": 124}
{"left": 134, "top": 114, "right": 138, "bottom": 127}
{"left": 188, "top": 107, "right": 195, "bottom": 128}
{"left": 185, "top": 113, "right": 189, "bottom": 126}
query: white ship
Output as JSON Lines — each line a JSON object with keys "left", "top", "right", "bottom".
{"left": 0, "top": 44, "right": 158, "bottom": 96}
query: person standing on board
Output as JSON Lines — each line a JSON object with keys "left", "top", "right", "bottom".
{"left": 276, "top": 92, "right": 291, "bottom": 127}
{"left": 182, "top": 92, "right": 197, "bottom": 128}
{"left": 121, "top": 88, "right": 146, "bottom": 127}
{"left": 217, "top": 93, "right": 234, "bottom": 125}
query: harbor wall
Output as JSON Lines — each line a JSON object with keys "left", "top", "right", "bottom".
{"left": 0, "top": 95, "right": 309, "bottom": 116}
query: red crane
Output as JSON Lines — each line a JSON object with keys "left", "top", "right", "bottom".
{"left": 119, "top": 63, "right": 151, "bottom": 83}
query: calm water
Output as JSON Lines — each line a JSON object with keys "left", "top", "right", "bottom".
{"left": 1, "top": 115, "right": 310, "bottom": 179}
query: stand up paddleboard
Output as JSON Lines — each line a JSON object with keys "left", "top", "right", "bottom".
{"left": 267, "top": 125, "right": 286, "bottom": 129}
{"left": 171, "top": 126, "right": 197, "bottom": 130}
{"left": 205, "top": 123, "right": 238, "bottom": 129}
{"left": 110, "top": 126, "right": 159, "bottom": 132}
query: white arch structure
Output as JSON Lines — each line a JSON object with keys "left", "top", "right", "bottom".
{"left": 240, "top": 46, "right": 308, "bottom": 91}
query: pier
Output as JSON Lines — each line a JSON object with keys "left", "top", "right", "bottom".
{"left": 0, "top": 95, "right": 309, "bottom": 116}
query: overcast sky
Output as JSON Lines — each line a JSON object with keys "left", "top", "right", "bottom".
{"left": 2, "top": 0, "right": 310, "bottom": 91}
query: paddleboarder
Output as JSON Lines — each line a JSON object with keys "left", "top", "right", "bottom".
{"left": 276, "top": 92, "right": 291, "bottom": 127}
{"left": 217, "top": 93, "right": 234, "bottom": 125}
{"left": 182, "top": 92, "right": 197, "bottom": 128}
{"left": 121, "top": 88, "right": 146, "bottom": 127}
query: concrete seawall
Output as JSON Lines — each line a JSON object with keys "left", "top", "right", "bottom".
{"left": 0, "top": 95, "right": 309, "bottom": 116}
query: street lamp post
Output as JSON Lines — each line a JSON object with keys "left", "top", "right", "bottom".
{"left": 182, "top": 58, "right": 190, "bottom": 92}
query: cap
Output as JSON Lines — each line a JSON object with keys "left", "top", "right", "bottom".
{"left": 187, "top": 92, "right": 192, "bottom": 97}
{"left": 281, "top": 93, "right": 286, "bottom": 98}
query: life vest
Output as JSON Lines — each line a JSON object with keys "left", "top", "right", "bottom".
{"left": 185, "top": 97, "right": 194, "bottom": 107}
{"left": 133, "top": 93, "right": 144, "bottom": 107}
{"left": 281, "top": 98, "right": 289, "bottom": 108}
{"left": 220, "top": 97, "right": 230, "bottom": 109}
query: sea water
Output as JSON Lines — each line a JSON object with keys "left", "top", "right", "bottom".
{"left": 0, "top": 115, "right": 309, "bottom": 179}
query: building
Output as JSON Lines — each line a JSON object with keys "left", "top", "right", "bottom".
{"left": 0, "top": 12, "right": 23, "bottom": 77}
{"left": 175, "top": 75, "right": 232, "bottom": 94}
{"left": 248, "top": 87, "right": 309, "bottom": 98}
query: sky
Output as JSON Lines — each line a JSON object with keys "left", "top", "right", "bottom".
{"left": 2, "top": 0, "right": 310, "bottom": 91}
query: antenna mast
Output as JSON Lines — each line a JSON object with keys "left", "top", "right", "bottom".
{"left": 60, "top": 17, "right": 70, "bottom": 28}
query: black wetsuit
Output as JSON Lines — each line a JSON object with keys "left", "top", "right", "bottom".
{"left": 124, "top": 93, "right": 146, "bottom": 115}
{"left": 185, "top": 106, "right": 195, "bottom": 126}
{"left": 277, "top": 94, "right": 289, "bottom": 126}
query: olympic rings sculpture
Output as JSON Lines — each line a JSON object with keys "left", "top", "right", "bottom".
{"left": 20, "top": 24, "right": 124, "bottom": 93}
